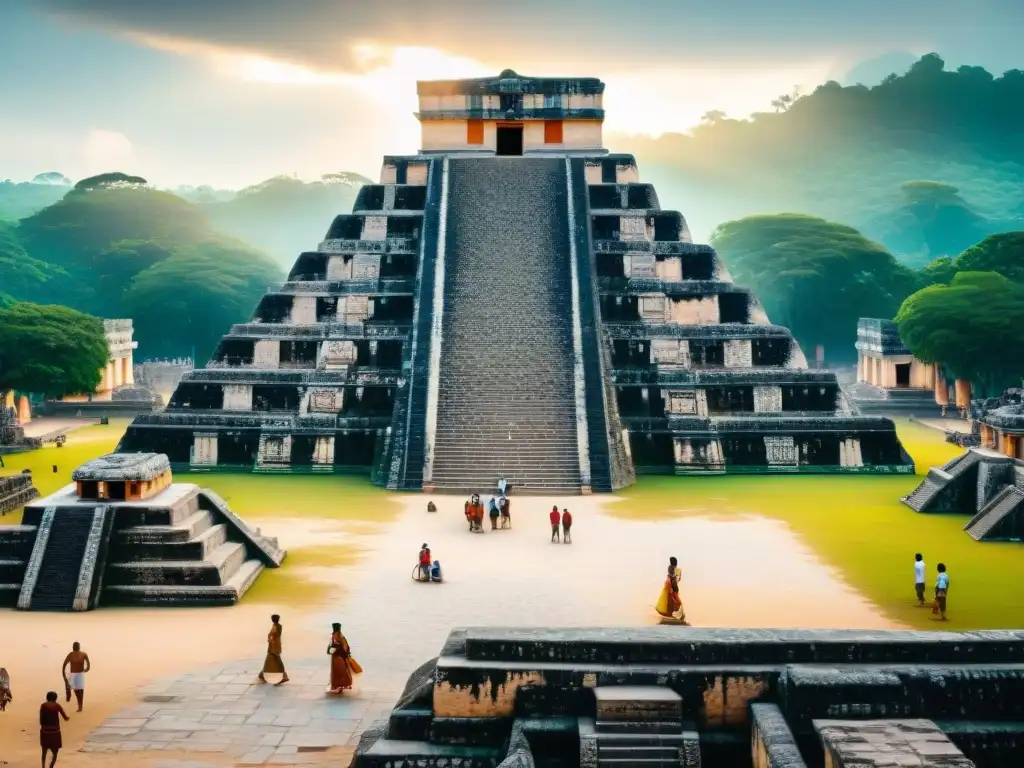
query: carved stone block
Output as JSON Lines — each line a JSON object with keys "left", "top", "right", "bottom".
{"left": 290, "top": 295, "right": 318, "bottom": 326}
{"left": 252, "top": 339, "right": 280, "bottom": 369}
{"left": 624, "top": 253, "right": 656, "bottom": 278}
{"left": 753, "top": 386, "right": 783, "bottom": 413}
{"left": 361, "top": 216, "right": 387, "bottom": 241}
{"left": 723, "top": 339, "right": 753, "bottom": 368}
{"left": 222, "top": 384, "right": 253, "bottom": 412}
{"left": 765, "top": 436, "right": 797, "bottom": 466}
{"left": 326, "top": 255, "right": 353, "bottom": 281}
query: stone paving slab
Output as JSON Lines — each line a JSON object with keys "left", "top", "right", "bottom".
{"left": 81, "top": 658, "right": 400, "bottom": 766}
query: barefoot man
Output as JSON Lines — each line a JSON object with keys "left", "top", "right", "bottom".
{"left": 40, "top": 691, "right": 70, "bottom": 768}
{"left": 61, "top": 643, "right": 90, "bottom": 712}
{"left": 258, "top": 614, "right": 290, "bottom": 685}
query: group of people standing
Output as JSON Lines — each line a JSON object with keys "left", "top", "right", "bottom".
{"left": 914, "top": 554, "right": 951, "bottom": 620}
{"left": 549, "top": 506, "right": 572, "bottom": 542}
{"left": 464, "top": 494, "right": 511, "bottom": 532}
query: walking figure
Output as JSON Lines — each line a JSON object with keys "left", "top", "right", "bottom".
{"left": 549, "top": 506, "right": 561, "bottom": 542}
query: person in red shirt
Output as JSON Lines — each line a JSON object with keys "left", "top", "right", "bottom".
{"left": 418, "top": 544, "right": 431, "bottom": 581}
{"left": 561, "top": 508, "right": 572, "bottom": 543}
{"left": 549, "top": 506, "right": 560, "bottom": 542}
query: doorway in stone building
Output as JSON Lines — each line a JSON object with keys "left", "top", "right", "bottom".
{"left": 496, "top": 124, "right": 523, "bottom": 156}
{"left": 895, "top": 363, "right": 911, "bottom": 387}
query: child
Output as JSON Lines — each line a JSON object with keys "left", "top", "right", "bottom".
{"left": 562, "top": 508, "right": 573, "bottom": 543}
{"left": 549, "top": 506, "right": 561, "bottom": 542}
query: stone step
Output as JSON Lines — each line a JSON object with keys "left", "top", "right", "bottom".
{"left": 459, "top": 627, "right": 1024, "bottom": 665}
{"left": 111, "top": 523, "right": 229, "bottom": 562}
{"left": 595, "top": 687, "right": 683, "bottom": 723}
{"left": 360, "top": 737, "right": 502, "bottom": 768}
{"left": 113, "top": 509, "right": 216, "bottom": 545}
{"left": 599, "top": 745, "right": 681, "bottom": 760}
{"left": 106, "top": 541, "right": 247, "bottom": 587}
{"left": 0, "top": 558, "right": 27, "bottom": 583}
{"left": 103, "top": 558, "right": 263, "bottom": 606}
{"left": 112, "top": 490, "right": 201, "bottom": 527}
{"left": 387, "top": 708, "right": 433, "bottom": 741}
{"left": 0, "top": 583, "right": 19, "bottom": 608}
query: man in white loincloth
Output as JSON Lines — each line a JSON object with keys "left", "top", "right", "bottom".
{"left": 61, "top": 642, "right": 91, "bottom": 712}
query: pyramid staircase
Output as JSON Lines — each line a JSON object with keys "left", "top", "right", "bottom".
{"left": 902, "top": 450, "right": 983, "bottom": 513}
{"left": 965, "top": 485, "right": 1024, "bottom": 541}
{"left": 427, "top": 158, "right": 584, "bottom": 493}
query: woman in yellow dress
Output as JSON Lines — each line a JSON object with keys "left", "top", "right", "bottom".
{"left": 327, "top": 623, "right": 362, "bottom": 694}
{"left": 655, "top": 558, "right": 685, "bottom": 621}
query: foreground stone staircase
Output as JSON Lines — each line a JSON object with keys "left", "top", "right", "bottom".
{"left": 428, "top": 158, "right": 583, "bottom": 493}
{"left": 4, "top": 478, "right": 283, "bottom": 610}
{"left": 902, "top": 449, "right": 983, "bottom": 512}
{"left": 965, "top": 485, "right": 1024, "bottom": 541}
{"left": 581, "top": 687, "right": 700, "bottom": 767}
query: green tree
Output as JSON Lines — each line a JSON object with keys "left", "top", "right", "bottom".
{"left": 74, "top": 172, "right": 148, "bottom": 191}
{"left": 0, "top": 302, "right": 109, "bottom": 403}
{"left": 124, "top": 240, "right": 283, "bottom": 363}
{"left": 952, "top": 231, "right": 1024, "bottom": 282}
{"left": 895, "top": 272, "right": 1024, "bottom": 396}
{"left": 0, "top": 221, "right": 66, "bottom": 298}
{"left": 709, "top": 214, "right": 919, "bottom": 361}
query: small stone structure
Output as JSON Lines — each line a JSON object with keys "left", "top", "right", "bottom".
{"left": 854, "top": 319, "right": 954, "bottom": 417}
{"left": 58, "top": 319, "right": 138, "bottom": 402}
{"left": 120, "top": 73, "right": 912, "bottom": 488}
{"left": 352, "top": 627, "right": 1024, "bottom": 768}
{"left": 815, "top": 720, "right": 975, "bottom": 768}
{"left": 0, "top": 473, "right": 39, "bottom": 515}
{"left": 0, "top": 453, "right": 284, "bottom": 610}
{"left": 974, "top": 391, "right": 1024, "bottom": 460}
{"left": 904, "top": 446, "right": 1024, "bottom": 541}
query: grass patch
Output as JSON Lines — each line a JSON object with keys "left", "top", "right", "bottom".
{"left": 242, "top": 544, "right": 366, "bottom": 605}
{"left": 191, "top": 473, "right": 399, "bottom": 522}
{"left": 0, "top": 420, "right": 130, "bottom": 524}
{"left": 611, "top": 419, "right": 1020, "bottom": 630}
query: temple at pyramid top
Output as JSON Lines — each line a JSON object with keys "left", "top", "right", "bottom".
{"left": 118, "top": 72, "right": 913, "bottom": 490}
{"left": 416, "top": 71, "right": 607, "bottom": 155}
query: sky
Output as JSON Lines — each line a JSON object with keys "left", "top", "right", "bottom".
{"left": 2, "top": 0, "right": 1022, "bottom": 189}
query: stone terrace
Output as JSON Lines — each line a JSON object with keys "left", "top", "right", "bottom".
{"left": 81, "top": 659, "right": 396, "bottom": 765}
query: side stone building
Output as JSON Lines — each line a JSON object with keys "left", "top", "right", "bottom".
{"left": 118, "top": 72, "right": 912, "bottom": 491}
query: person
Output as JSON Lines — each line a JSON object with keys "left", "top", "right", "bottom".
{"left": 464, "top": 500, "right": 473, "bottom": 531}
{"left": 488, "top": 497, "right": 500, "bottom": 530}
{"left": 669, "top": 556, "right": 682, "bottom": 585}
{"left": 498, "top": 475, "right": 508, "bottom": 496}
{"left": 427, "top": 500, "right": 437, "bottom": 513}
{"left": 327, "top": 623, "right": 362, "bottom": 694}
{"left": 0, "top": 667, "right": 11, "bottom": 712}
{"left": 562, "top": 508, "right": 573, "bottom": 543}
{"left": 499, "top": 496, "right": 511, "bottom": 529}
{"left": 419, "top": 544, "right": 432, "bottom": 580}
{"left": 470, "top": 499, "right": 485, "bottom": 532}
{"left": 258, "top": 614, "right": 289, "bottom": 685}
{"left": 934, "top": 563, "right": 950, "bottom": 621}
{"left": 655, "top": 565, "right": 681, "bottom": 618}
{"left": 549, "top": 506, "right": 561, "bottom": 542}
{"left": 430, "top": 560, "right": 443, "bottom": 581}
{"left": 39, "top": 691, "right": 69, "bottom": 768}
{"left": 61, "top": 643, "right": 90, "bottom": 712}
{"left": 914, "top": 553, "right": 926, "bottom": 606}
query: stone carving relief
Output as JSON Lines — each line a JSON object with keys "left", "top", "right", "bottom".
{"left": 639, "top": 295, "right": 668, "bottom": 322}
{"left": 667, "top": 391, "right": 697, "bottom": 415}
{"left": 620, "top": 215, "right": 649, "bottom": 242}
{"left": 338, "top": 296, "right": 372, "bottom": 323}
{"left": 624, "top": 253, "right": 656, "bottom": 278}
{"left": 192, "top": 433, "right": 218, "bottom": 465}
{"left": 723, "top": 339, "right": 753, "bottom": 368}
{"left": 651, "top": 339, "right": 691, "bottom": 367}
{"left": 765, "top": 436, "right": 798, "bottom": 465}
{"left": 290, "top": 296, "right": 318, "bottom": 326}
{"left": 671, "top": 296, "right": 719, "bottom": 325}
{"left": 222, "top": 384, "right": 253, "bottom": 412}
{"left": 259, "top": 435, "right": 292, "bottom": 465}
{"left": 362, "top": 216, "right": 387, "bottom": 241}
{"left": 309, "top": 389, "right": 343, "bottom": 413}
{"left": 753, "top": 386, "right": 783, "bottom": 413}
{"left": 318, "top": 340, "right": 357, "bottom": 370}
{"left": 352, "top": 254, "right": 381, "bottom": 279}
{"left": 252, "top": 339, "right": 280, "bottom": 369}
{"left": 384, "top": 185, "right": 396, "bottom": 210}
{"left": 326, "top": 255, "right": 353, "bottom": 281}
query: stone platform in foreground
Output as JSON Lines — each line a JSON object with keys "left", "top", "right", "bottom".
{"left": 352, "top": 627, "right": 1024, "bottom": 768}
{"left": 82, "top": 659, "right": 397, "bottom": 766}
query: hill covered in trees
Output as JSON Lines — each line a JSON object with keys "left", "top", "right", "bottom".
{"left": 0, "top": 172, "right": 367, "bottom": 267}
{"left": 619, "top": 54, "right": 1024, "bottom": 265}
{"left": 1, "top": 176, "right": 283, "bottom": 363}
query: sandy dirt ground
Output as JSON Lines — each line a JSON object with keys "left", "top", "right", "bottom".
{"left": 0, "top": 493, "right": 898, "bottom": 766}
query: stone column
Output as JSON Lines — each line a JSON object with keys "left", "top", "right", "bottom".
{"left": 840, "top": 438, "right": 863, "bottom": 467}
{"left": 856, "top": 353, "right": 864, "bottom": 382}
{"left": 313, "top": 436, "right": 336, "bottom": 468}
{"left": 935, "top": 372, "right": 949, "bottom": 406}
{"left": 954, "top": 379, "right": 972, "bottom": 409}
{"left": 191, "top": 433, "right": 218, "bottom": 466}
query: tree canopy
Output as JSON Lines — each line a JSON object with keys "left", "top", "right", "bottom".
{"left": 74, "top": 172, "right": 148, "bottom": 190}
{"left": 0, "top": 302, "right": 109, "bottom": 400}
{"left": 951, "top": 231, "right": 1024, "bottom": 283}
{"left": 895, "top": 272, "right": 1024, "bottom": 396}
{"left": 3, "top": 177, "right": 284, "bottom": 361}
{"left": 709, "top": 214, "right": 919, "bottom": 361}
{"left": 124, "top": 240, "right": 282, "bottom": 363}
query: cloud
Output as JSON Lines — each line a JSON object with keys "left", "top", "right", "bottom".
{"left": 37, "top": 0, "right": 1002, "bottom": 78}
{"left": 82, "top": 129, "right": 133, "bottom": 173}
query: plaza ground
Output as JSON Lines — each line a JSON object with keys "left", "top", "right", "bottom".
{"left": 0, "top": 416, "right": 1017, "bottom": 766}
